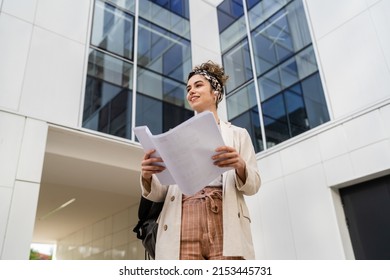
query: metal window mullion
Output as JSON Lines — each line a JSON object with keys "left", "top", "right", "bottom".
{"left": 242, "top": 0, "right": 267, "bottom": 151}
{"left": 130, "top": 0, "right": 139, "bottom": 141}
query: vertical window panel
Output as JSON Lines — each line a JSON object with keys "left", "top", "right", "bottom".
{"left": 139, "top": 0, "right": 190, "bottom": 39}
{"left": 223, "top": 39, "right": 253, "bottom": 93}
{"left": 137, "top": 18, "right": 191, "bottom": 82}
{"left": 84, "top": 0, "right": 192, "bottom": 141}
{"left": 91, "top": 0, "right": 134, "bottom": 60}
{"left": 262, "top": 94, "right": 289, "bottom": 147}
{"left": 230, "top": 107, "right": 264, "bottom": 152}
{"left": 83, "top": 49, "right": 133, "bottom": 139}
{"left": 226, "top": 82, "right": 257, "bottom": 120}
{"left": 301, "top": 73, "right": 330, "bottom": 128}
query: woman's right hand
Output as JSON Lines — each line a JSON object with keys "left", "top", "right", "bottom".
{"left": 141, "top": 149, "right": 166, "bottom": 184}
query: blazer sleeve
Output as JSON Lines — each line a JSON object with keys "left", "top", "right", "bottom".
{"left": 233, "top": 127, "right": 261, "bottom": 196}
{"left": 140, "top": 174, "right": 169, "bottom": 202}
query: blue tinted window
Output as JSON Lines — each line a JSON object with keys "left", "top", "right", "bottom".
{"left": 217, "top": 0, "right": 244, "bottom": 32}
{"left": 83, "top": 49, "right": 133, "bottom": 139}
{"left": 136, "top": 67, "right": 193, "bottom": 134}
{"left": 245, "top": 0, "right": 259, "bottom": 9}
{"left": 222, "top": 39, "right": 253, "bottom": 92}
{"left": 91, "top": 0, "right": 134, "bottom": 60}
{"left": 301, "top": 73, "right": 330, "bottom": 127}
{"left": 136, "top": 94, "right": 193, "bottom": 135}
{"left": 85, "top": 0, "right": 192, "bottom": 141}
{"left": 230, "top": 106, "right": 264, "bottom": 152}
{"left": 138, "top": 18, "right": 191, "bottom": 81}
{"left": 220, "top": 0, "right": 330, "bottom": 152}
{"left": 284, "top": 87, "right": 309, "bottom": 136}
{"left": 262, "top": 94, "right": 290, "bottom": 146}
{"left": 150, "top": 0, "right": 189, "bottom": 19}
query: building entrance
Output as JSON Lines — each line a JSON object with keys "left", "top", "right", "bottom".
{"left": 340, "top": 174, "right": 390, "bottom": 259}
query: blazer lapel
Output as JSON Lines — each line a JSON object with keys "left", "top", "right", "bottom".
{"left": 219, "top": 121, "right": 235, "bottom": 190}
{"left": 219, "top": 121, "right": 234, "bottom": 147}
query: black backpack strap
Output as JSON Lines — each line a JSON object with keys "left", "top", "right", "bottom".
{"left": 132, "top": 196, "right": 163, "bottom": 240}
{"left": 138, "top": 196, "right": 154, "bottom": 220}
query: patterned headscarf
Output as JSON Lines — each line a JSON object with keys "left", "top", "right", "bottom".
{"left": 188, "top": 69, "right": 224, "bottom": 104}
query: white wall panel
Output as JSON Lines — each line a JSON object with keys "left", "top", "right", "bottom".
{"left": 305, "top": 0, "right": 367, "bottom": 39}
{"left": 369, "top": 0, "right": 390, "bottom": 71}
{"left": 342, "top": 110, "right": 387, "bottom": 151}
{"left": 318, "top": 125, "right": 349, "bottom": 161}
{"left": 113, "top": 208, "right": 130, "bottom": 233}
{"left": 257, "top": 152, "right": 283, "bottom": 183}
{"left": 35, "top": 0, "right": 91, "bottom": 44}
{"left": 0, "top": 13, "right": 32, "bottom": 111}
{"left": 84, "top": 224, "right": 93, "bottom": 245}
{"left": 244, "top": 193, "right": 265, "bottom": 259}
{"left": 323, "top": 154, "right": 355, "bottom": 187}
{"left": 92, "top": 219, "right": 105, "bottom": 242}
{"left": 350, "top": 140, "right": 390, "bottom": 177}
{"left": 258, "top": 179, "right": 296, "bottom": 259}
{"left": 280, "top": 136, "right": 322, "bottom": 175}
{"left": 2, "top": 181, "right": 40, "bottom": 259}
{"left": 0, "top": 112, "right": 25, "bottom": 188}
{"left": 16, "top": 119, "right": 48, "bottom": 183}
{"left": 284, "top": 165, "right": 345, "bottom": 259}
{"left": 0, "top": 187, "right": 12, "bottom": 258}
{"left": 2, "top": 0, "right": 37, "bottom": 23}
{"left": 189, "top": 0, "right": 221, "bottom": 65}
{"left": 19, "top": 27, "right": 85, "bottom": 127}
{"left": 366, "top": 0, "right": 383, "bottom": 7}
{"left": 317, "top": 11, "right": 390, "bottom": 119}
{"left": 379, "top": 104, "right": 390, "bottom": 138}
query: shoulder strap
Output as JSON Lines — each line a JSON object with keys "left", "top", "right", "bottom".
{"left": 132, "top": 196, "right": 164, "bottom": 240}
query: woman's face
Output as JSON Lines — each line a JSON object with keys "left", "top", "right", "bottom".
{"left": 186, "top": 74, "right": 217, "bottom": 113}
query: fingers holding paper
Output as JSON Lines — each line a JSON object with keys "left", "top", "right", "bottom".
{"left": 212, "top": 146, "right": 246, "bottom": 182}
{"left": 141, "top": 149, "right": 166, "bottom": 181}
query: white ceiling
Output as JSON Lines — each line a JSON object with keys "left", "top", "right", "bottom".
{"left": 33, "top": 126, "right": 144, "bottom": 244}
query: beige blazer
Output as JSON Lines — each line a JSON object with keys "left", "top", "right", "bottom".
{"left": 141, "top": 120, "right": 261, "bottom": 259}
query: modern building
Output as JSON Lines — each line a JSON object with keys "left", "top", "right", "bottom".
{"left": 0, "top": 0, "right": 389, "bottom": 260}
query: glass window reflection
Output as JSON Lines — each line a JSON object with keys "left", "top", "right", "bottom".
{"left": 226, "top": 82, "right": 257, "bottom": 120}
{"left": 108, "top": 0, "right": 135, "bottom": 12}
{"left": 91, "top": 0, "right": 134, "bottom": 60}
{"left": 230, "top": 106, "right": 263, "bottom": 152}
{"left": 217, "top": 0, "right": 244, "bottom": 32}
{"left": 223, "top": 39, "right": 253, "bottom": 93}
{"left": 218, "top": 0, "right": 330, "bottom": 152}
{"left": 136, "top": 67, "right": 193, "bottom": 134}
{"left": 83, "top": 49, "right": 133, "bottom": 139}
{"left": 139, "top": 0, "right": 190, "bottom": 39}
{"left": 258, "top": 46, "right": 318, "bottom": 101}
{"left": 262, "top": 94, "right": 290, "bottom": 146}
{"left": 137, "top": 18, "right": 191, "bottom": 82}
{"left": 301, "top": 73, "right": 330, "bottom": 128}
{"left": 136, "top": 93, "right": 193, "bottom": 135}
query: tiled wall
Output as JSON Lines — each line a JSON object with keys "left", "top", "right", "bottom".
{"left": 56, "top": 203, "right": 145, "bottom": 260}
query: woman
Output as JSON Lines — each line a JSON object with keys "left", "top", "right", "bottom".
{"left": 140, "top": 61, "right": 261, "bottom": 260}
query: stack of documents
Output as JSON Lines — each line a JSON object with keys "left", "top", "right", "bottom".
{"left": 134, "top": 111, "right": 231, "bottom": 195}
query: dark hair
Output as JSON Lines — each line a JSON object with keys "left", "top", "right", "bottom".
{"left": 187, "top": 61, "right": 229, "bottom": 106}
{"left": 189, "top": 61, "right": 228, "bottom": 85}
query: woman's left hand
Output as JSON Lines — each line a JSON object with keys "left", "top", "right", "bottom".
{"left": 212, "top": 146, "right": 246, "bottom": 182}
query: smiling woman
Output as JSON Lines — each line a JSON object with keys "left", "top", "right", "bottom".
{"left": 138, "top": 61, "right": 261, "bottom": 260}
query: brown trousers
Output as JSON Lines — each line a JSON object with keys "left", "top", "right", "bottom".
{"left": 180, "top": 187, "right": 243, "bottom": 260}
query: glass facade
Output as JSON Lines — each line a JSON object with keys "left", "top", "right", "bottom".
{"left": 83, "top": 0, "right": 192, "bottom": 139}
{"left": 83, "top": 0, "right": 329, "bottom": 153}
{"left": 218, "top": 0, "right": 330, "bottom": 152}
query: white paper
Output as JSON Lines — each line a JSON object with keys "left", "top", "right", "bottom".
{"left": 133, "top": 111, "right": 231, "bottom": 195}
